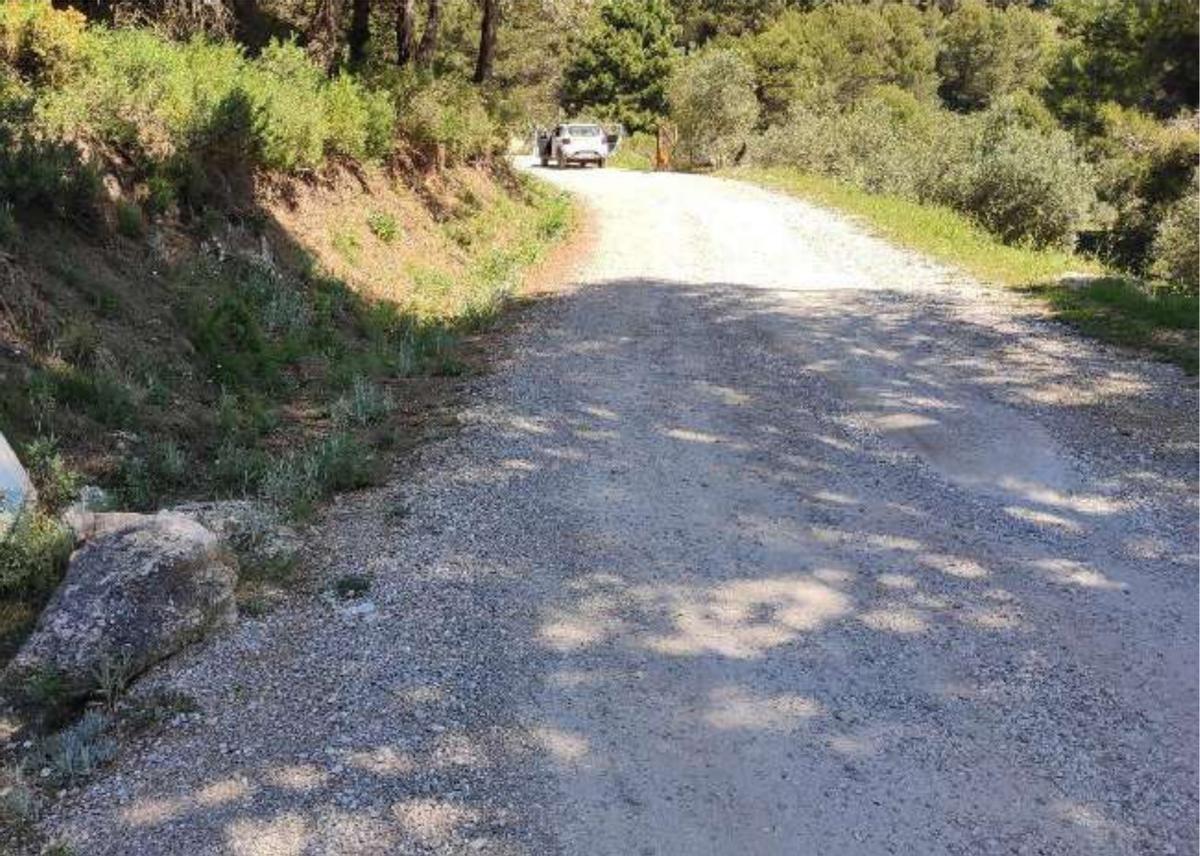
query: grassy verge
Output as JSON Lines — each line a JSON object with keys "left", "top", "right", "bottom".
{"left": 723, "top": 166, "right": 1197, "bottom": 372}
{"left": 0, "top": 170, "right": 574, "bottom": 663}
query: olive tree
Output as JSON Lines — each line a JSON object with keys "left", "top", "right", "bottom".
{"left": 669, "top": 48, "right": 759, "bottom": 167}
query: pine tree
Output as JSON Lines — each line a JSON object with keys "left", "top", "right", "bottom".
{"left": 561, "top": 0, "right": 678, "bottom": 132}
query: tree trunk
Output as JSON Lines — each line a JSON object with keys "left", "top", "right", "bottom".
{"left": 472, "top": 0, "right": 499, "bottom": 84}
{"left": 307, "top": 0, "right": 342, "bottom": 72}
{"left": 347, "top": 0, "right": 370, "bottom": 66}
{"left": 415, "top": 0, "right": 440, "bottom": 68}
{"left": 396, "top": 0, "right": 416, "bottom": 65}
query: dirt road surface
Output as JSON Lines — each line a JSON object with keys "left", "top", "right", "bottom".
{"left": 41, "top": 163, "right": 1198, "bottom": 855}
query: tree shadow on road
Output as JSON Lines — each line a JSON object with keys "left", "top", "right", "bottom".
{"left": 43, "top": 276, "right": 1199, "bottom": 856}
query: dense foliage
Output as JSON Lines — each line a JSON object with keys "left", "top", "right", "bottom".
{"left": 658, "top": 0, "right": 1197, "bottom": 292}
{"left": 0, "top": 0, "right": 1195, "bottom": 290}
{"left": 668, "top": 48, "right": 758, "bottom": 168}
{"left": 560, "top": 0, "right": 678, "bottom": 132}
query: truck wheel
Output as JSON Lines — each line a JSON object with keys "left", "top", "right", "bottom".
{"left": 598, "top": 159, "right": 606, "bottom": 169}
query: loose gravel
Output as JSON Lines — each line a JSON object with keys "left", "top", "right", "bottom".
{"left": 35, "top": 162, "right": 1197, "bottom": 855}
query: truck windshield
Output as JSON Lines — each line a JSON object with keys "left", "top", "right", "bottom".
{"left": 566, "top": 125, "right": 601, "bottom": 136}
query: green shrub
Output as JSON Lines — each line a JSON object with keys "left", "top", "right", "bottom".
{"left": 0, "top": 509, "right": 71, "bottom": 596}
{"left": 1089, "top": 105, "right": 1199, "bottom": 274}
{"left": 323, "top": 73, "right": 370, "bottom": 160}
{"left": 366, "top": 211, "right": 399, "bottom": 242}
{"left": 245, "top": 40, "right": 327, "bottom": 171}
{"left": 608, "top": 131, "right": 656, "bottom": 171}
{"left": 961, "top": 121, "right": 1095, "bottom": 249}
{"left": 669, "top": 49, "right": 758, "bottom": 168}
{"left": 34, "top": 710, "right": 115, "bottom": 785}
{"left": 323, "top": 74, "right": 394, "bottom": 161}
{"left": 0, "top": 202, "right": 14, "bottom": 243}
{"left": 332, "top": 375, "right": 393, "bottom": 427}
{"left": 397, "top": 74, "right": 501, "bottom": 163}
{"left": 1149, "top": 189, "right": 1199, "bottom": 295}
{"left": 22, "top": 437, "right": 79, "bottom": 514}
{"left": 535, "top": 192, "right": 571, "bottom": 240}
{"left": 750, "top": 90, "right": 941, "bottom": 197}
{"left": 42, "top": 366, "right": 136, "bottom": 427}
{"left": 32, "top": 31, "right": 394, "bottom": 178}
{"left": 149, "top": 439, "right": 188, "bottom": 487}
{"left": 115, "top": 199, "right": 143, "bottom": 238}
{"left": 0, "top": 128, "right": 99, "bottom": 224}
{"left": 260, "top": 432, "right": 375, "bottom": 519}
{"left": 331, "top": 228, "right": 361, "bottom": 264}
{"left": 212, "top": 438, "right": 268, "bottom": 495}
{"left": 937, "top": 0, "right": 1060, "bottom": 111}
{"left": 750, "top": 89, "right": 1095, "bottom": 249}
{"left": 0, "top": 1, "right": 86, "bottom": 86}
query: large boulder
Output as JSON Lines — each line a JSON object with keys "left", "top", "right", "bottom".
{"left": 6, "top": 512, "right": 237, "bottom": 696}
{"left": 171, "top": 500, "right": 301, "bottom": 574}
{"left": 0, "top": 431, "right": 34, "bottom": 539}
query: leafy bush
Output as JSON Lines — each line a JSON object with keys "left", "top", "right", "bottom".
{"left": 244, "top": 39, "right": 327, "bottom": 171}
{"left": 741, "top": 3, "right": 940, "bottom": 124}
{"left": 749, "top": 98, "right": 931, "bottom": 197}
{"left": 0, "top": 0, "right": 86, "bottom": 86}
{"left": 608, "top": 131, "right": 656, "bottom": 171}
{"left": 30, "top": 30, "right": 395, "bottom": 180}
{"left": 0, "top": 509, "right": 71, "bottom": 596}
{"left": 260, "top": 432, "right": 375, "bottom": 519}
{"left": 322, "top": 76, "right": 393, "bottom": 160}
{"left": 669, "top": 49, "right": 758, "bottom": 168}
{"left": 1149, "top": 189, "right": 1199, "bottom": 294}
{"left": 331, "top": 375, "right": 393, "bottom": 427}
{"left": 42, "top": 366, "right": 136, "bottom": 428}
{"left": 34, "top": 710, "right": 116, "bottom": 785}
{"left": 937, "top": 0, "right": 1060, "bottom": 111}
{"left": 115, "top": 199, "right": 143, "bottom": 238}
{"left": 397, "top": 75, "right": 500, "bottom": 163}
{"left": 1089, "top": 104, "right": 1199, "bottom": 273}
{"left": 0, "top": 203, "right": 14, "bottom": 243}
{"left": 0, "top": 128, "right": 99, "bottom": 224}
{"left": 366, "top": 211, "right": 399, "bottom": 242}
{"left": 960, "top": 120, "right": 1095, "bottom": 249}
{"left": 22, "top": 437, "right": 79, "bottom": 515}
{"left": 750, "top": 89, "right": 1094, "bottom": 249}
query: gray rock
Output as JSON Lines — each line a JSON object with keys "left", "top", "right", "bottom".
{"left": 0, "top": 430, "right": 34, "bottom": 538}
{"left": 62, "top": 510, "right": 148, "bottom": 545}
{"left": 171, "top": 500, "right": 300, "bottom": 573}
{"left": 6, "top": 512, "right": 237, "bottom": 696}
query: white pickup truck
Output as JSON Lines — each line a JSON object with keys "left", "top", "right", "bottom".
{"left": 536, "top": 123, "right": 616, "bottom": 168}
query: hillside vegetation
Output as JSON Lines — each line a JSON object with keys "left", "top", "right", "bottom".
{"left": 563, "top": 0, "right": 1197, "bottom": 364}
{"left": 0, "top": 1, "right": 572, "bottom": 661}
{"left": 1, "top": 0, "right": 1196, "bottom": 663}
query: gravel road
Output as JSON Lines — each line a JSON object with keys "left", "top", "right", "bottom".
{"left": 39, "top": 163, "right": 1198, "bottom": 855}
